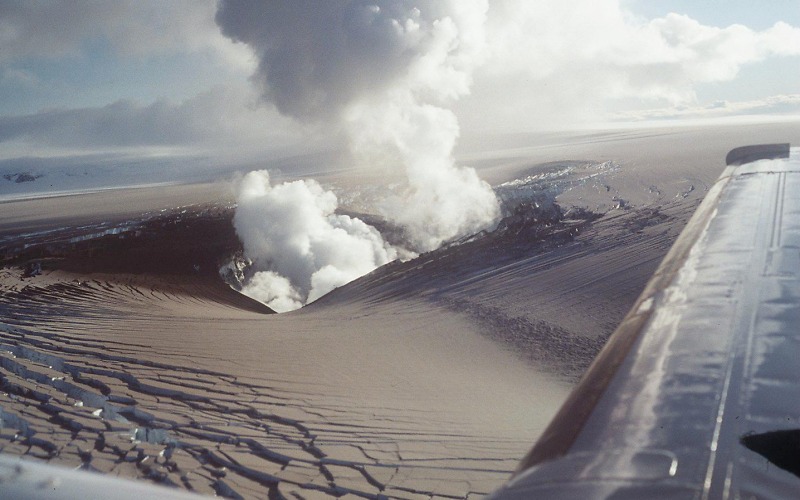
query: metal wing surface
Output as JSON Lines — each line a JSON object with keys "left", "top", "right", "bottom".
{"left": 491, "top": 144, "right": 800, "bottom": 499}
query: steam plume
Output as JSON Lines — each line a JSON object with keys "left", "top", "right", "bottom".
{"left": 218, "top": 1, "right": 499, "bottom": 308}
{"left": 234, "top": 171, "right": 397, "bottom": 312}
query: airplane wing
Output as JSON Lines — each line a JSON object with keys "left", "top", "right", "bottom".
{"left": 490, "top": 144, "right": 800, "bottom": 499}
{"left": 0, "top": 453, "right": 200, "bottom": 499}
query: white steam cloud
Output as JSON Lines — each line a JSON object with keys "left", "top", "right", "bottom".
{"left": 217, "top": 0, "right": 499, "bottom": 250}
{"left": 348, "top": 94, "right": 499, "bottom": 250}
{"left": 339, "top": 1, "right": 500, "bottom": 250}
{"left": 218, "top": 0, "right": 500, "bottom": 308}
{"left": 234, "top": 171, "right": 397, "bottom": 312}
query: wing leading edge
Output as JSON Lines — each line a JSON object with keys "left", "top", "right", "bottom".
{"left": 491, "top": 144, "right": 800, "bottom": 499}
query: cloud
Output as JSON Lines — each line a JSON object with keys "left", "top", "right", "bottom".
{"left": 0, "top": 1, "right": 251, "bottom": 67}
{"left": 455, "top": 0, "right": 800, "bottom": 130}
{"left": 233, "top": 170, "right": 398, "bottom": 312}
{"left": 5, "top": 1, "right": 796, "bottom": 160}
{"left": 0, "top": 84, "right": 297, "bottom": 152}
{"left": 611, "top": 94, "right": 800, "bottom": 121}
{"left": 1, "top": 68, "right": 40, "bottom": 88}
{"left": 216, "top": 0, "right": 486, "bottom": 122}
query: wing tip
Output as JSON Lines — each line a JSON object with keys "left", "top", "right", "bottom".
{"left": 725, "top": 143, "right": 790, "bottom": 166}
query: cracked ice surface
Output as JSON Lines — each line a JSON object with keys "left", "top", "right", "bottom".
{"left": 0, "top": 269, "right": 569, "bottom": 498}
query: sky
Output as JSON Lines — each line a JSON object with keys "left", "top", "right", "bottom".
{"left": 0, "top": 0, "right": 798, "bottom": 186}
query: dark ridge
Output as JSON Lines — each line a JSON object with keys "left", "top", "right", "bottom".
{"left": 741, "top": 430, "right": 800, "bottom": 478}
{"left": 0, "top": 204, "right": 274, "bottom": 314}
{"left": 2, "top": 172, "right": 42, "bottom": 183}
{"left": 1, "top": 205, "right": 240, "bottom": 277}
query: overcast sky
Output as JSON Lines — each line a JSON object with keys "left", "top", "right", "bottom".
{"left": 0, "top": 0, "right": 798, "bottom": 180}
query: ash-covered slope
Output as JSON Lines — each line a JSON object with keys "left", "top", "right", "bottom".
{"left": 314, "top": 189, "right": 693, "bottom": 381}
{"left": 0, "top": 151, "right": 709, "bottom": 499}
{"left": 0, "top": 192, "right": 571, "bottom": 499}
